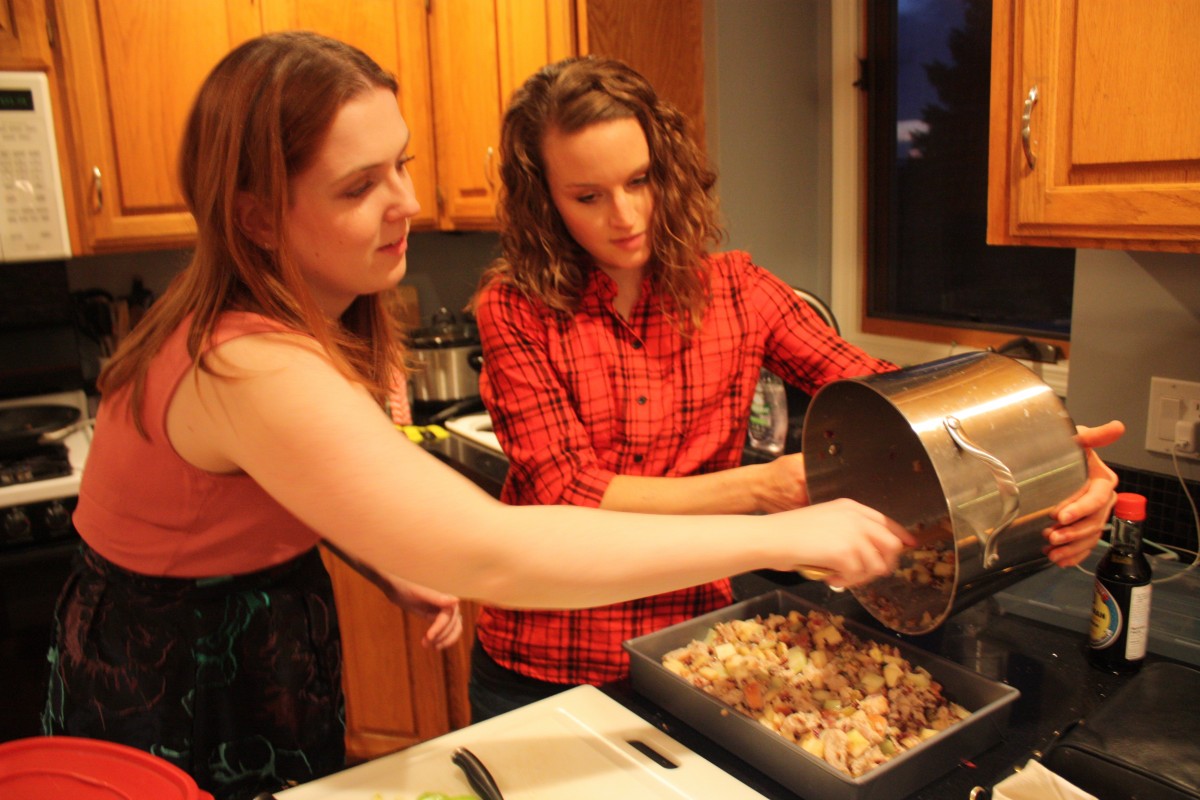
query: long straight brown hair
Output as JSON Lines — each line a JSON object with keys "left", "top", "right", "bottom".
{"left": 100, "top": 31, "right": 406, "bottom": 431}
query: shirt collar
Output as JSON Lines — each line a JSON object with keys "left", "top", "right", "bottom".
{"left": 581, "top": 268, "right": 655, "bottom": 317}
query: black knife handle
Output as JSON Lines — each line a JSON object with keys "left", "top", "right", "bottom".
{"left": 452, "top": 747, "right": 505, "bottom": 800}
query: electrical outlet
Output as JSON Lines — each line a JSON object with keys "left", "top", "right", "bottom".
{"left": 1145, "top": 377, "right": 1200, "bottom": 459}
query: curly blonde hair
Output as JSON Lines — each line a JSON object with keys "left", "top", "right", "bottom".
{"left": 478, "top": 56, "right": 723, "bottom": 330}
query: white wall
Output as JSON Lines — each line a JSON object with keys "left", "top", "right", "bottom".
{"left": 705, "top": 0, "right": 832, "bottom": 300}
{"left": 1067, "top": 249, "right": 1200, "bottom": 474}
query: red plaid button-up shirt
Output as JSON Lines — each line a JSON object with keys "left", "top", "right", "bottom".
{"left": 474, "top": 250, "right": 894, "bottom": 685}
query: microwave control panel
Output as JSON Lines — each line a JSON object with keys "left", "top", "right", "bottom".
{"left": 0, "top": 72, "right": 71, "bottom": 262}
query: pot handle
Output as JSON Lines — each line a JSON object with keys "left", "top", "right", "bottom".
{"left": 944, "top": 416, "right": 1020, "bottom": 568}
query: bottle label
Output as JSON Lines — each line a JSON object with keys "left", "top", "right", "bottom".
{"left": 1089, "top": 580, "right": 1121, "bottom": 649}
{"left": 1124, "top": 583, "right": 1152, "bottom": 660}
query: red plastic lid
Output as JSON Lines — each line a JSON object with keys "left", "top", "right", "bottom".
{"left": 0, "top": 737, "right": 214, "bottom": 800}
{"left": 1113, "top": 492, "right": 1147, "bottom": 521}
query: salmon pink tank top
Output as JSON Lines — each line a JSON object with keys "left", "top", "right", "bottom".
{"left": 74, "top": 312, "right": 321, "bottom": 577}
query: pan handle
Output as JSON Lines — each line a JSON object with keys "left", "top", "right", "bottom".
{"left": 944, "top": 416, "right": 1020, "bottom": 568}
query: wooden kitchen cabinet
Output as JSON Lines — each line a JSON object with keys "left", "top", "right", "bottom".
{"left": 260, "top": 0, "right": 439, "bottom": 229}
{"left": 987, "top": 0, "right": 1200, "bottom": 252}
{"left": 48, "top": 0, "right": 578, "bottom": 248}
{"left": 51, "top": 0, "right": 437, "bottom": 252}
{"left": 321, "top": 547, "right": 480, "bottom": 761}
{"left": 52, "top": 1, "right": 260, "bottom": 252}
{"left": 427, "top": 0, "right": 576, "bottom": 229}
{"left": 0, "top": 0, "right": 54, "bottom": 68}
{"left": 580, "top": 0, "right": 705, "bottom": 149}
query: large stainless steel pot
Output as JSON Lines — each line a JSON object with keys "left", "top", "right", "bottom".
{"left": 802, "top": 351, "right": 1087, "bottom": 634}
{"left": 406, "top": 321, "right": 483, "bottom": 404}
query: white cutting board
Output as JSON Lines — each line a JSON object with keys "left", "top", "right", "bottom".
{"left": 277, "top": 685, "right": 768, "bottom": 799}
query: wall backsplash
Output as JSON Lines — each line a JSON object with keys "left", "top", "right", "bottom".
{"left": 63, "top": 232, "right": 501, "bottom": 384}
{"left": 1111, "top": 463, "right": 1199, "bottom": 558}
{"left": 64, "top": 231, "right": 501, "bottom": 325}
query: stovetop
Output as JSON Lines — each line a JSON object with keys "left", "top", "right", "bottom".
{"left": 0, "top": 443, "right": 72, "bottom": 487}
{"left": 0, "top": 390, "right": 90, "bottom": 506}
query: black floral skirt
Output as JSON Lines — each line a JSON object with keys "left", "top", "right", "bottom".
{"left": 42, "top": 543, "right": 345, "bottom": 800}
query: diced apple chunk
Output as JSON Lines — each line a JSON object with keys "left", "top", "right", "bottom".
{"left": 883, "top": 662, "right": 904, "bottom": 688}
{"left": 799, "top": 735, "right": 824, "bottom": 759}
{"left": 813, "top": 624, "right": 844, "bottom": 648}
{"left": 906, "top": 670, "right": 931, "bottom": 689}
{"left": 786, "top": 645, "right": 808, "bottom": 672}
{"left": 845, "top": 729, "right": 871, "bottom": 757}
{"left": 860, "top": 671, "right": 886, "bottom": 694}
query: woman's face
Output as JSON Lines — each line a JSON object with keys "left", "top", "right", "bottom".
{"left": 542, "top": 116, "right": 654, "bottom": 279}
{"left": 283, "top": 86, "right": 420, "bottom": 317}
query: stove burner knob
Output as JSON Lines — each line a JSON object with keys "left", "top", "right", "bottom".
{"left": 43, "top": 500, "right": 72, "bottom": 535}
{"left": 3, "top": 507, "right": 33, "bottom": 542}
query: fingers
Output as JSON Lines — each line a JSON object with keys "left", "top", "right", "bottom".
{"left": 1054, "top": 440, "right": 1119, "bottom": 527}
{"left": 801, "top": 499, "right": 913, "bottom": 586}
{"left": 422, "top": 604, "right": 464, "bottom": 650}
{"left": 1045, "top": 531, "right": 1100, "bottom": 567}
{"left": 1074, "top": 419, "right": 1125, "bottom": 449}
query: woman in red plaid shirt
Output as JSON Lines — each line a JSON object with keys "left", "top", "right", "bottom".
{"left": 469, "top": 56, "right": 1123, "bottom": 721}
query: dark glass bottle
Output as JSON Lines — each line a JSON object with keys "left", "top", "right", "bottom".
{"left": 1088, "top": 493, "right": 1153, "bottom": 673}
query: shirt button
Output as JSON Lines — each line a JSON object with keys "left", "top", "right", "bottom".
{"left": 633, "top": 454, "right": 644, "bottom": 463}
{"left": 632, "top": 340, "right": 643, "bottom": 349}
{"left": 637, "top": 396, "right": 647, "bottom": 405}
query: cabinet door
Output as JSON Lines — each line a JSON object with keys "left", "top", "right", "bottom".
{"left": 987, "top": 0, "right": 1200, "bottom": 252}
{"left": 0, "top": 0, "right": 53, "bottom": 68}
{"left": 428, "top": 1, "right": 502, "bottom": 229}
{"left": 262, "top": 0, "right": 439, "bottom": 229}
{"left": 580, "top": 0, "right": 705, "bottom": 149}
{"left": 55, "top": 1, "right": 260, "bottom": 252}
{"left": 320, "top": 548, "right": 479, "bottom": 761}
{"left": 429, "top": 0, "right": 576, "bottom": 230}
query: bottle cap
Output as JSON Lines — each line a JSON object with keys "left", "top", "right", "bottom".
{"left": 1113, "top": 492, "right": 1147, "bottom": 521}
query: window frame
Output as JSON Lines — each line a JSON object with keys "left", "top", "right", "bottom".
{"left": 826, "top": 1, "right": 1070, "bottom": 394}
{"left": 835, "top": 0, "right": 1080, "bottom": 362}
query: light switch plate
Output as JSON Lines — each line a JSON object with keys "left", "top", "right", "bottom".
{"left": 1145, "top": 376, "right": 1200, "bottom": 459}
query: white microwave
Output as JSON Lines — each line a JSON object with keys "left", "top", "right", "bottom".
{"left": 0, "top": 71, "right": 71, "bottom": 262}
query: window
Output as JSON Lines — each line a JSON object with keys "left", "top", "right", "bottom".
{"left": 864, "top": 0, "right": 1075, "bottom": 349}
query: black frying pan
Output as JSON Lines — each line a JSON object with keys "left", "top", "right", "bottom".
{"left": 0, "top": 404, "right": 82, "bottom": 457}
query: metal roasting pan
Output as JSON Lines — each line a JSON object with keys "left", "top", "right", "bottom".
{"left": 623, "top": 590, "right": 1020, "bottom": 800}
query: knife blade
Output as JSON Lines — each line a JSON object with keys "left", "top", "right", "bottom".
{"left": 451, "top": 747, "right": 505, "bottom": 800}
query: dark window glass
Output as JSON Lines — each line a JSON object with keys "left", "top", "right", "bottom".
{"left": 866, "top": 0, "right": 1074, "bottom": 338}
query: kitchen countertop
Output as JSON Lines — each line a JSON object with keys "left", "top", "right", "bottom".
{"left": 611, "top": 574, "right": 1188, "bottom": 799}
{"left": 417, "top": 428, "right": 1191, "bottom": 799}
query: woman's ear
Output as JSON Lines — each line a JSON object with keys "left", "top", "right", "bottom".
{"left": 235, "top": 191, "right": 276, "bottom": 251}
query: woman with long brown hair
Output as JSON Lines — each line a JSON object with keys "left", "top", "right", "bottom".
{"left": 42, "top": 34, "right": 922, "bottom": 800}
{"left": 469, "top": 56, "right": 1123, "bottom": 721}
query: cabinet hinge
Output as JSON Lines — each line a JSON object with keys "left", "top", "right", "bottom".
{"left": 853, "top": 57, "right": 869, "bottom": 91}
